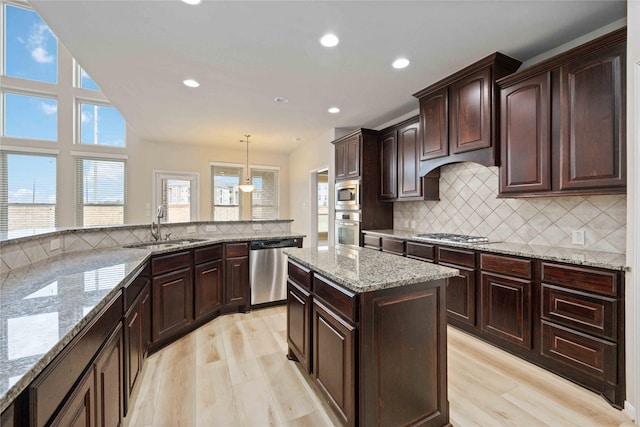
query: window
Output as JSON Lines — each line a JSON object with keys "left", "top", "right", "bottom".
{"left": 251, "top": 168, "right": 279, "bottom": 220}
{"left": 154, "top": 171, "right": 198, "bottom": 223}
{"left": 0, "top": 153, "right": 57, "bottom": 235}
{"left": 4, "top": 4, "right": 58, "bottom": 83}
{"left": 79, "top": 102, "right": 125, "bottom": 147}
{"left": 211, "top": 164, "right": 242, "bottom": 221}
{"left": 76, "top": 158, "right": 125, "bottom": 226}
{"left": 4, "top": 92, "right": 57, "bottom": 140}
{"left": 78, "top": 66, "right": 100, "bottom": 90}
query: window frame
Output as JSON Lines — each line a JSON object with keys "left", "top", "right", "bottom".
{"left": 152, "top": 170, "right": 199, "bottom": 223}
{"left": 249, "top": 164, "right": 280, "bottom": 220}
{"left": 74, "top": 153, "right": 127, "bottom": 227}
{"left": 75, "top": 98, "right": 127, "bottom": 148}
{"left": 210, "top": 161, "right": 244, "bottom": 221}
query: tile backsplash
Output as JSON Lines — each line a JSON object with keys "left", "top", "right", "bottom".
{"left": 394, "top": 163, "right": 626, "bottom": 254}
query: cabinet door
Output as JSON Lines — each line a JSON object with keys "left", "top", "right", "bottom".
{"left": 419, "top": 87, "right": 449, "bottom": 160}
{"left": 125, "top": 301, "right": 142, "bottom": 415}
{"left": 500, "top": 73, "right": 551, "bottom": 194}
{"left": 95, "top": 325, "right": 123, "bottom": 427}
{"left": 140, "top": 286, "right": 151, "bottom": 358}
{"left": 450, "top": 66, "right": 491, "bottom": 154}
{"left": 224, "top": 256, "right": 249, "bottom": 307}
{"left": 152, "top": 267, "right": 193, "bottom": 342}
{"left": 398, "top": 121, "right": 422, "bottom": 198}
{"left": 379, "top": 130, "right": 397, "bottom": 200}
{"left": 481, "top": 272, "right": 532, "bottom": 349}
{"left": 559, "top": 42, "right": 626, "bottom": 191}
{"left": 444, "top": 265, "right": 476, "bottom": 326}
{"left": 287, "top": 280, "right": 312, "bottom": 373}
{"left": 335, "top": 142, "right": 347, "bottom": 180}
{"left": 313, "top": 300, "right": 356, "bottom": 427}
{"left": 50, "top": 369, "right": 95, "bottom": 427}
{"left": 345, "top": 134, "right": 360, "bottom": 179}
{"left": 194, "top": 259, "right": 223, "bottom": 319}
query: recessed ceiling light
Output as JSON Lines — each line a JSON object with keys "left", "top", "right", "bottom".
{"left": 183, "top": 79, "right": 200, "bottom": 88}
{"left": 293, "top": 137, "right": 302, "bottom": 142}
{"left": 328, "top": 107, "right": 340, "bottom": 114}
{"left": 274, "top": 97, "right": 289, "bottom": 104}
{"left": 320, "top": 34, "right": 339, "bottom": 47}
{"left": 392, "top": 58, "right": 410, "bottom": 69}
{"left": 182, "top": 0, "right": 201, "bottom": 5}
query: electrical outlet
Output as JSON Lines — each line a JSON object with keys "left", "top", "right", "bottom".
{"left": 253, "top": 224, "right": 262, "bottom": 231}
{"left": 410, "top": 220, "right": 416, "bottom": 229}
{"left": 404, "top": 220, "right": 409, "bottom": 228}
{"left": 572, "top": 229, "right": 585, "bottom": 246}
{"left": 206, "top": 225, "right": 217, "bottom": 232}
{"left": 50, "top": 238, "right": 60, "bottom": 251}
{"left": 186, "top": 226, "right": 196, "bottom": 234}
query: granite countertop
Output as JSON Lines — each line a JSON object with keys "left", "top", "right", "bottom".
{"left": 0, "top": 232, "right": 303, "bottom": 414}
{"left": 362, "top": 229, "right": 628, "bottom": 271}
{"left": 284, "top": 246, "right": 459, "bottom": 293}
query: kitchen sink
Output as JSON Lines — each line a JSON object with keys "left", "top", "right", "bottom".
{"left": 124, "top": 238, "right": 208, "bottom": 250}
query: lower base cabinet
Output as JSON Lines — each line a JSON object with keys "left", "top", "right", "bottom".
{"left": 50, "top": 367, "right": 95, "bottom": 427}
{"left": 288, "top": 261, "right": 450, "bottom": 427}
{"left": 286, "top": 280, "right": 312, "bottom": 373}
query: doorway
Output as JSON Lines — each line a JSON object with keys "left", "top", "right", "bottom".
{"left": 317, "top": 170, "right": 329, "bottom": 248}
{"left": 153, "top": 171, "right": 199, "bottom": 223}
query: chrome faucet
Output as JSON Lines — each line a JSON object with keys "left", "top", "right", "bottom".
{"left": 150, "top": 205, "right": 164, "bottom": 241}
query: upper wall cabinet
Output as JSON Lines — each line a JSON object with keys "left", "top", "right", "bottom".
{"left": 413, "top": 53, "right": 522, "bottom": 176}
{"left": 498, "top": 28, "right": 626, "bottom": 197}
{"left": 335, "top": 133, "right": 361, "bottom": 181}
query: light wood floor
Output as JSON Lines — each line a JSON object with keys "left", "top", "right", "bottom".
{"left": 123, "top": 306, "right": 634, "bottom": 427}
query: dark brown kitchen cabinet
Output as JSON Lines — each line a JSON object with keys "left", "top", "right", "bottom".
{"left": 381, "top": 237, "right": 404, "bottom": 256}
{"left": 313, "top": 299, "right": 356, "bottom": 427}
{"left": 1, "top": 405, "right": 13, "bottom": 427}
{"left": 480, "top": 253, "right": 533, "bottom": 350}
{"left": 414, "top": 53, "right": 521, "bottom": 175}
{"left": 95, "top": 325, "right": 124, "bottom": 427}
{"left": 287, "top": 280, "right": 312, "bottom": 373}
{"left": 224, "top": 242, "right": 250, "bottom": 310}
{"left": 379, "top": 129, "right": 397, "bottom": 200}
{"left": 152, "top": 266, "right": 193, "bottom": 343}
{"left": 124, "top": 289, "right": 143, "bottom": 414}
{"left": 498, "top": 28, "right": 626, "bottom": 197}
{"left": 49, "top": 367, "right": 95, "bottom": 427}
{"left": 379, "top": 117, "right": 439, "bottom": 201}
{"left": 419, "top": 87, "right": 448, "bottom": 160}
{"left": 438, "top": 247, "right": 476, "bottom": 326}
{"left": 500, "top": 72, "right": 551, "bottom": 194}
{"left": 194, "top": 244, "right": 223, "bottom": 320}
{"left": 335, "top": 134, "right": 360, "bottom": 181}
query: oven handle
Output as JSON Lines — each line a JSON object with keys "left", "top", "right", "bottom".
{"left": 336, "top": 221, "right": 359, "bottom": 227}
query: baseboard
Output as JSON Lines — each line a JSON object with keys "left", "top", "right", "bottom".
{"left": 623, "top": 400, "right": 637, "bottom": 423}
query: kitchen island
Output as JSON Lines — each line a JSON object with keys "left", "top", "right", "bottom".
{"left": 284, "top": 246, "right": 459, "bottom": 427}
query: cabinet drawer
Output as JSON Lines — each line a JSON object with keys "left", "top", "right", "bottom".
{"left": 151, "top": 250, "right": 191, "bottom": 275}
{"left": 363, "top": 234, "right": 381, "bottom": 249}
{"left": 313, "top": 274, "right": 358, "bottom": 324}
{"left": 381, "top": 238, "right": 404, "bottom": 255}
{"left": 226, "top": 242, "right": 249, "bottom": 257}
{"left": 541, "top": 263, "right": 618, "bottom": 297}
{"left": 542, "top": 284, "right": 616, "bottom": 340}
{"left": 438, "top": 247, "right": 475, "bottom": 268}
{"left": 541, "top": 320, "right": 616, "bottom": 384}
{"left": 124, "top": 263, "right": 150, "bottom": 310}
{"left": 480, "top": 253, "right": 531, "bottom": 279}
{"left": 288, "top": 260, "right": 312, "bottom": 291}
{"left": 194, "top": 244, "right": 222, "bottom": 264}
{"left": 406, "top": 241, "right": 435, "bottom": 262}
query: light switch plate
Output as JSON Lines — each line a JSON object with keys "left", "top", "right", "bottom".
{"left": 186, "top": 226, "right": 196, "bottom": 234}
{"left": 50, "top": 238, "right": 60, "bottom": 251}
{"left": 253, "top": 224, "right": 262, "bottom": 231}
{"left": 572, "top": 229, "right": 585, "bottom": 245}
{"left": 206, "top": 225, "right": 216, "bottom": 232}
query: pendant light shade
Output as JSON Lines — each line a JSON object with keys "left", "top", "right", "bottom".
{"left": 239, "top": 134, "right": 255, "bottom": 193}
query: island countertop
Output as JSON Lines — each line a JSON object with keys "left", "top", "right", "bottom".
{"left": 284, "top": 246, "right": 459, "bottom": 293}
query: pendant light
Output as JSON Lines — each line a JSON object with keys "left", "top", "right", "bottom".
{"left": 239, "top": 134, "right": 256, "bottom": 193}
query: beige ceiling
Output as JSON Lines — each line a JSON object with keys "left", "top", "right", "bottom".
{"left": 30, "top": 1, "right": 625, "bottom": 154}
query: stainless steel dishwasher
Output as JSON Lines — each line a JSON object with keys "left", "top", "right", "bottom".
{"left": 249, "top": 238, "right": 301, "bottom": 307}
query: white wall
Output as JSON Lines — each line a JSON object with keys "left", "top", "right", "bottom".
{"left": 126, "top": 138, "right": 290, "bottom": 223}
{"left": 288, "top": 129, "right": 335, "bottom": 247}
{"left": 625, "top": 0, "right": 639, "bottom": 421}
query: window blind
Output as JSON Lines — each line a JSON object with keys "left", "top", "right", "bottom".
{"left": 211, "top": 165, "right": 242, "bottom": 221}
{"left": 251, "top": 169, "right": 278, "bottom": 220}
{"left": 0, "top": 152, "right": 57, "bottom": 236}
{"left": 76, "top": 158, "right": 126, "bottom": 226}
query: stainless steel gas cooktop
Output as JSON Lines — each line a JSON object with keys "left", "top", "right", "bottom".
{"left": 415, "top": 233, "right": 490, "bottom": 244}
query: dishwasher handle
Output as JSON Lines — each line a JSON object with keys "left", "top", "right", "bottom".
{"left": 250, "top": 238, "right": 301, "bottom": 250}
